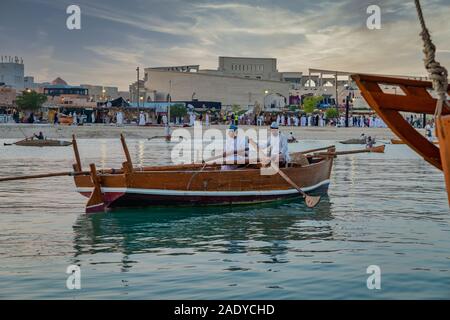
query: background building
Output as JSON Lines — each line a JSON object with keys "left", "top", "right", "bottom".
{"left": 144, "top": 57, "right": 290, "bottom": 110}
{"left": 43, "top": 77, "right": 96, "bottom": 109}
{"left": 129, "top": 80, "right": 152, "bottom": 104}
{"left": 80, "top": 84, "right": 119, "bottom": 102}
{"left": 0, "top": 56, "right": 24, "bottom": 89}
{"left": 0, "top": 84, "right": 16, "bottom": 107}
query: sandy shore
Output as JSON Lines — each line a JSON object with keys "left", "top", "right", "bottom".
{"left": 0, "top": 123, "right": 410, "bottom": 141}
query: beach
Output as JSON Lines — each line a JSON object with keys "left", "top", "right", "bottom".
{"left": 0, "top": 123, "right": 407, "bottom": 141}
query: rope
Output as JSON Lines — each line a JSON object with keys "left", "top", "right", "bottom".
{"left": 414, "top": 0, "right": 449, "bottom": 116}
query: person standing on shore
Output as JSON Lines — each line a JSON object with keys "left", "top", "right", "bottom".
{"left": 139, "top": 111, "right": 146, "bottom": 126}
{"left": 205, "top": 112, "right": 210, "bottom": 128}
{"left": 116, "top": 111, "right": 124, "bottom": 126}
{"left": 425, "top": 121, "right": 434, "bottom": 142}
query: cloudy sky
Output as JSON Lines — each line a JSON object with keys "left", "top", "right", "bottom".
{"left": 1, "top": 0, "right": 449, "bottom": 90}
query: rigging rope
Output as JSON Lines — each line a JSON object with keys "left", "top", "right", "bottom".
{"left": 414, "top": 0, "right": 449, "bottom": 116}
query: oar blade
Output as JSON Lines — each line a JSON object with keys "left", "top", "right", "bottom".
{"left": 304, "top": 195, "right": 321, "bottom": 208}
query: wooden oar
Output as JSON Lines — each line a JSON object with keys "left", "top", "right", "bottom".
{"left": 0, "top": 171, "right": 90, "bottom": 182}
{"left": 290, "top": 145, "right": 336, "bottom": 156}
{"left": 315, "top": 145, "right": 385, "bottom": 157}
{"left": 248, "top": 139, "right": 321, "bottom": 208}
{"left": 3, "top": 135, "right": 33, "bottom": 146}
{"left": 202, "top": 147, "right": 249, "bottom": 163}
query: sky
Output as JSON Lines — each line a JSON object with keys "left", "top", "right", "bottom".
{"left": 1, "top": 0, "right": 449, "bottom": 91}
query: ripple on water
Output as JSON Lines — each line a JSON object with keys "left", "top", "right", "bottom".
{"left": 0, "top": 139, "right": 449, "bottom": 299}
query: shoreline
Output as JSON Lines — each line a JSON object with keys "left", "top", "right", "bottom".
{"left": 0, "top": 123, "right": 410, "bottom": 140}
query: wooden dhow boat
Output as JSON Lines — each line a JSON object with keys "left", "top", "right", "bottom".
{"left": 71, "top": 135, "right": 335, "bottom": 213}
{"left": 0, "top": 137, "right": 387, "bottom": 214}
{"left": 352, "top": 1, "right": 450, "bottom": 205}
{"left": 352, "top": 73, "right": 450, "bottom": 203}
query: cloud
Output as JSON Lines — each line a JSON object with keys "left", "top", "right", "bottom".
{"left": 1, "top": 0, "right": 449, "bottom": 90}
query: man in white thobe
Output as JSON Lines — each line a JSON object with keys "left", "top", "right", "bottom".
{"left": 139, "top": 111, "right": 146, "bottom": 126}
{"left": 189, "top": 113, "right": 195, "bottom": 127}
{"left": 220, "top": 124, "right": 249, "bottom": 169}
{"left": 252, "top": 122, "right": 290, "bottom": 166}
{"left": 205, "top": 112, "right": 210, "bottom": 128}
{"left": 116, "top": 111, "right": 123, "bottom": 126}
{"left": 301, "top": 115, "right": 306, "bottom": 127}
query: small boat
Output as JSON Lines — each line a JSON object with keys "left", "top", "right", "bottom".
{"left": 71, "top": 136, "right": 334, "bottom": 213}
{"left": 367, "top": 145, "right": 385, "bottom": 153}
{"left": 340, "top": 138, "right": 375, "bottom": 145}
{"left": 11, "top": 138, "right": 73, "bottom": 147}
{"left": 391, "top": 138, "right": 438, "bottom": 145}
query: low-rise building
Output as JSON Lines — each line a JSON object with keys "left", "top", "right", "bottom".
{"left": 0, "top": 84, "right": 16, "bottom": 107}
{"left": 80, "top": 84, "right": 119, "bottom": 102}
{"left": 43, "top": 78, "right": 96, "bottom": 109}
{"left": 144, "top": 57, "right": 291, "bottom": 111}
{"left": 0, "top": 57, "right": 25, "bottom": 89}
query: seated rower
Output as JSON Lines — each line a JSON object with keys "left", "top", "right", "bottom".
{"left": 250, "top": 122, "right": 291, "bottom": 167}
{"left": 221, "top": 124, "right": 249, "bottom": 169}
{"left": 34, "top": 132, "right": 44, "bottom": 140}
{"left": 366, "top": 136, "right": 375, "bottom": 148}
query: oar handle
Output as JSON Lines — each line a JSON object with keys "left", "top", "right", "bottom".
{"left": 203, "top": 147, "right": 248, "bottom": 163}
{"left": 0, "top": 171, "right": 90, "bottom": 182}
{"left": 298, "top": 145, "right": 336, "bottom": 155}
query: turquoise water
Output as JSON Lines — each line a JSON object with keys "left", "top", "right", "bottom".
{"left": 0, "top": 138, "right": 449, "bottom": 299}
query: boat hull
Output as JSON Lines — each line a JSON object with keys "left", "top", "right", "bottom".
{"left": 15, "top": 140, "right": 72, "bottom": 147}
{"left": 74, "top": 157, "right": 333, "bottom": 211}
{"left": 339, "top": 138, "right": 368, "bottom": 145}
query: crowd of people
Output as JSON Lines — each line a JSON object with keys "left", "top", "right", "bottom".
{"left": 1, "top": 107, "right": 430, "bottom": 131}
{"left": 228, "top": 112, "right": 388, "bottom": 128}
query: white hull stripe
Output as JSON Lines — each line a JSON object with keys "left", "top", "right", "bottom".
{"left": 76, "top": 180, "right": 330, "bottom": 197}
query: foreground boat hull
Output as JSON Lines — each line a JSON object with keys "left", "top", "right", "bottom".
{"left": 77, "top": 179, "right": 330, "bottom": 209}
{"left": 74, "top": 157, "right": 333, "bottom": 212}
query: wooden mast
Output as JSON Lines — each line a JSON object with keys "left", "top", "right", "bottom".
{"left": 72, "top": 135, "right": 82, "bottom": 172}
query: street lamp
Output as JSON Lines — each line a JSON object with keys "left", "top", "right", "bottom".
{"left": 344, "top": 84, "right": 354, "bottom": 128}
{"left": 263, "top": 90, "right": 270, "bottom": 110}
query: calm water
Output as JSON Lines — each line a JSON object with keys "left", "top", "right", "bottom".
{"left": 0, "top": 138, "right": 449, "bottom": 299}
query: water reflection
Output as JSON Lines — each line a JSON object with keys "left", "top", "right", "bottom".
{"left": 72, "top": 197, "right": 332, "bottom": 265}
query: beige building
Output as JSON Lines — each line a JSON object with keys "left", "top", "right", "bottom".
{"left": 80, "top": 84, "right": 119, "bottom": 102}
{"left": 145, "top": 68, "right": 289, "bottom": 110}
{"left": 144, "top": 57, "right": 290, "bottom": 110}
